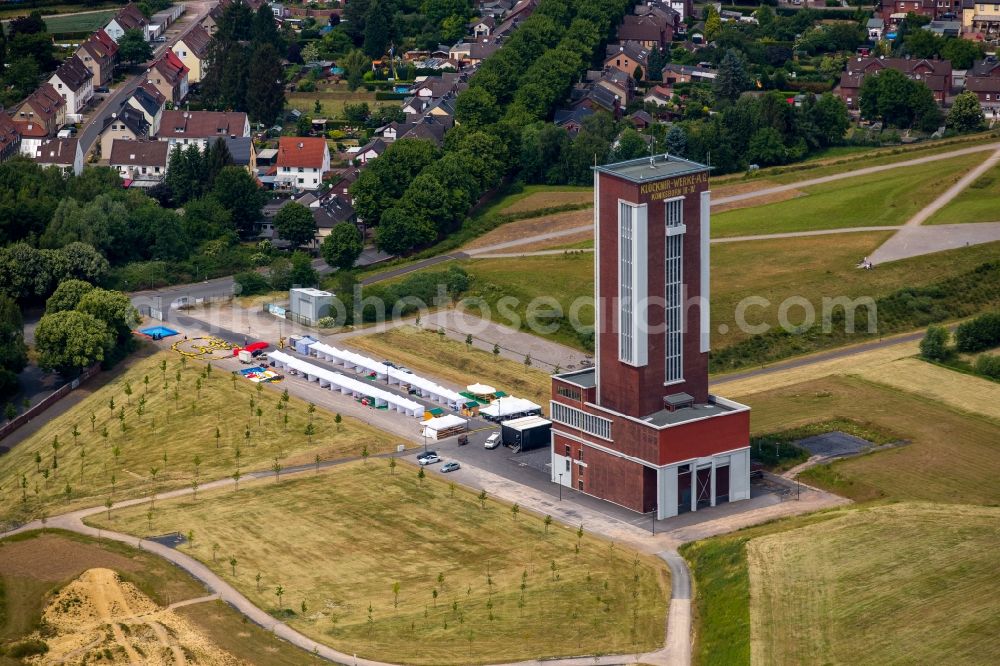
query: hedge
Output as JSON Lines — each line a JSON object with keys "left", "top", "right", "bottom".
{"left": 954, "top": 311, "right": 1000, "bottom": 353}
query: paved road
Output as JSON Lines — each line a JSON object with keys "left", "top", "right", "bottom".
{"left": 78, "top": 0, "right": 215, "bottom": 156}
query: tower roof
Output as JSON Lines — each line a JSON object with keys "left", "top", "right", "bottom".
{"left": 594, "top": 153, "right": 709, "bottom": 183}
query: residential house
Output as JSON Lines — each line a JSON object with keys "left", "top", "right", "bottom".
{"left": 223, "top": 136, "right": 257, "bottom": 172}
{"left": 376, "top": 121, "right": 416, "bottom": 141}
{"left": 554, "top": 106, "right": 594, "bottom": 134}
{"left": 963, "top": 0, "right": 1000, "bottom": 37}
{"left": 124, "top": 82, "right": 166, "bottom": 135}
{"left": 402, "top": 97, "right": 433, "bottom": 115}
{"left": 644, "top": 84, "right": 673, "bottom": 106}
{"left": 425, "top": 95, "right": 457, "bottom": 120}
{"left": 353, "top": 137, "right": 388, "bottom": 165}
{"left": 49, "top": 55, "right": 94, "bottom": 117}
{"left": 32, "top": 138, "right": 83, "bottom": 176}
{"left": 571, "top": 84, "right": 624, "bottom": 116}
{"left": 201, "top": 2, "right": 225, "bottom": 34}
{"left": 99, "top": 106, "right": 151, "bottom": 158}
{"left": 12, "top": 83, "right": 66, "bottom": 155}
{"left": 411, "top": 72, "right": 466, "bottom": 99}
{"left": 105, "top": 3, "right": 149, "bottom": 42}
{"left": 923, "top": 19, "right": 962, "bottom": 35}
{"left": 867, "top": 17, "right": 885, "bottom": 40}
{"left": 275, "top": 136, "right": 331, "bottom": 190}
{"left": 593, "top": 68, "right": 636, "bottom": 104}
{"left": 471, "top": 16, "right": 495, "bottom": 38}
{"left": 146, "top": 51, "right": 189, "bottom": 105}
{"left": 837, "top": 56, "right": 953, "bottom": 109}
{"left": 157, "top": 110, "right": 250, "bottom": 150}
{"left": 605, "top": 41, "right": 651, "bottom": 79}
{"left": 478, "top": 0, "right": 513, "bottom": 20}
{"left": 617, "top": 13, "right": 675, "bottom": 49}
{"left": 0, "top": 115, "right": 21, "bottom": 162}
{"left": 173, "top": 24, "right": 212, "bottom": 84}
{"left": 661, "top": 63, "right": 717, "bottom": 91}
{"left": 964, "top": 56, "right": 1000, "bottom": 108}
{"left": 629, "top": 109, "right": 653, "bottom": 129}
{"left": 77, "top": 29, "right": 118, "bottom": 89}
{"left": 109, "top": 139, "right": 170, "bottom": 184}
{"left": 313, "top": 193, "right": 357, "bottom": 244}
{"left": 399, "top": 116, "right": 451, "bottom": 146}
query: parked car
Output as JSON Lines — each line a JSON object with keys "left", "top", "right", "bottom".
{"left": 419, "top": 454, "right": 441, "bottom": 465}
{"left": 485, "top": 432, "right": 501, "bottom": 449}
{"left": 95, "top": 86, "right": 110, "bottom": 93}
{"left": 441, "top": 461, "right": 461, "bottom": 473}
{"left": 398, "top": 367, "right": 413, "bottom": 374}
{"left": 416, "top": 450, "right": 438, "bottom": 462}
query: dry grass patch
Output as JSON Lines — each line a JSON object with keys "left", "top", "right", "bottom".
{"left": 500, "top": 190, "right": 593, "bottom": 214}
{"left": 347, "top": 325, "right": 552, "bottom": 410}
{"left": 0, "top": 352, "right": 396, "bottom": 526}
{"left": 88, "top": 461, "right": 670, "bottom": 665}
{"left": 738, "top": 374, "right": 1000, "bottom": 504}
{"left": 747, "top": 503, "right": 1000, "bottom": 666}
{"left": 853, "top": 356, "right": 1000, "bottom": 420}
{"left": 464, "top": 208, "right": 593, "bottom": 251}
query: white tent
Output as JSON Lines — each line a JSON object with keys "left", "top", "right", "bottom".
{"left": 307, "top": 342, "right": 465, "bottom": 408}
{"left": 420, "top": 414, "right": 468, "bottom": 440}
{"left": 479, "top": 396, "right": 542, "bottom": 421}
{"left": 268, "top": 351, "right": 423, "bottom": 417}
{"left": 467, "top": 383, "right": 496, "bottom": 395}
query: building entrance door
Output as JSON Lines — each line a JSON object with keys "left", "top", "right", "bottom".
{"left": 696, "top": 466, "right": 712, "bottom": 507}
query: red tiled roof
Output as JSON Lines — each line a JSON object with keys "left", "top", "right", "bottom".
{"left": 154, "top": 50, "right": 189, "bottom": 84}
{"left": 159, "top": 110, "right": 248, "bottom": 139}
{"left": 93, "top": 28, "right": 119, "bottom": 56}
{"left": 277, "top": 137, "right": 329, "bottom": 168}
{"left": 51, "top": 54, "right": 92, "bottom": 92}
{"left": 34, "top": 138, "right": 79, "bottom": 166}
{"left": 16, "top": 83, "right": 65, "bottom": 124}
{"left": 0, "top": 114, "right": 21, "bottom": 153}
{"left": 13, "top": 120, "right": 49, "bottom": 138}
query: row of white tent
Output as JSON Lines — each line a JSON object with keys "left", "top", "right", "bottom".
{"left": 305, "top": 341, "right": 466, "bottom": 409}
{"left": 268, "top": 351, "right": 424, "bottom": 417}
{"left": 479, "top": 396, "right": 543, "bottom": 421}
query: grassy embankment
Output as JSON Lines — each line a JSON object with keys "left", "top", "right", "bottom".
{"left": 0, "top": 530, "right": 322, "bottom": 665}
{"left": 925, "top": 161, "right": 1000, "bottom": 224}
{"left": 347, "top": 325, "right": 553, "bottom": 410}
{"left": 88, "top": 461, "right": 670, "bottom": 665}
{"left": 0, "top": 352, "right": 396, "bottom": 526}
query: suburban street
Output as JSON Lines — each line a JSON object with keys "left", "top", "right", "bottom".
{"left": 77, "top": 0, "right": 216, "bottom": 156}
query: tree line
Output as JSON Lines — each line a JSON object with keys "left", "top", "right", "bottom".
{"left": 200, "top": 1, "right": 286, "bottom": 125}
{"left": 350, "top": 0, "right": 632, "bottom": 256}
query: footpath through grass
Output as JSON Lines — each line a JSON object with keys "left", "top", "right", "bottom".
{"left": 925, "top": 161, "right": 1000, "bottom": 224}
{"left": 711, "top": 151, "right": 987, "bottom": 237}
{"left": 89, "top": 461, "right": 670, "bottom": 665}
{"left": 347, "top": 325, "right": 553, "bottom": 410}
{"left": 0, "top": 352, "right": 396, "bottom": 527}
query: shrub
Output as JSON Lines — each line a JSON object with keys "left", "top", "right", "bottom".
{"left": 974, "top": 353, "right": 1000, "bottom": 379}
{"left": 317, "top": 316, "right": 337, "bottom": 328}
{"left": 919, "top": 325, "right": 951, "bottom": 361}
{"left": 954, "top": 312, "right": 1000, "bottom": 353}
{"left": 234, "top": 271, "right": 270, "bottom": 296}
{"left": 5, "top": 639, "right": 49, "bottom": 658}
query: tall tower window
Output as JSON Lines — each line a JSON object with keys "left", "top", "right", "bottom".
{"left": 665, "top": 198, "right": 684, "bottom": 383}
{"left": 619, "top": 201, "right": 634, "bottom": 363}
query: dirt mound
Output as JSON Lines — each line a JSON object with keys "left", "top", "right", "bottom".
{"left": 24, "top": 568, "right": 245, "bottom": 665}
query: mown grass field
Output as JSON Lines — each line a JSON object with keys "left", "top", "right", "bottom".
{"left": 286, "top": 90, "right": 396, "bottom": 119}
{"left": 457, "top": 237, "right": 1000, "bottom": 351}
{"left": 88, "top": 461, "right": 670, "bottom": 665}
{"left": 0, "top": 530, "right": 322, "bottom": 665}
{"left": 40, "top": 9, "right": 116, "bottom": 34}
{"left": 347, "top": 325, "right": 553, "bottom": 410}
{"left": 711, "top": 152, "right": 987, "bottom": 237}
{"left": 497, "top": 186, "right": 592, "bottom": 215}
{"left": 0, "top": 352, "right": 396, "bottom": 526}
{"left": 683, "top": 503, "right": 1000, "bottom": 666}
{"left": 747, "top": 503, "right": 1000, "bottom": 666}
{"left": 711, "top": 130, "right": 1000, "bottom": 186}
{"left": 925, "top": 161, "right": 1000, "bottom": 224}
{"left": 739, "top": 374, "right": 1000, "bottom": 504}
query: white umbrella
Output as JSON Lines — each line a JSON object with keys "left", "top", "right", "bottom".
{"left": 467, "top": 383, "right": 497, "bottom": 395}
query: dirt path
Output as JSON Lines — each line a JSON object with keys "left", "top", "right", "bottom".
{"left": 87, "top": 569, "right": 146, "bottom": 664}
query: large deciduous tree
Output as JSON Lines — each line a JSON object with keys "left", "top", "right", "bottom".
{"left": 35, "top": 310, "right": 114, "bottom": 377}
{"left": 273, "top": 203, "right": 317, "bottom": 248}
{"left": 246, "top": 43, "right": 285, "bottom": 125}
{"left": 76, "top": 288, "right": 139, "bottom": 344}
{"left": 117, "top": 28, "right": 152, "bottom": 65}
{"left": 321, "top": 223, "right": 363, "bottom": 270}
{"left": 212, "top": 166, "right": 266, "bottom": 237}
{"left": 46, "top": 279, "right": 95, "bottom": 314}
{"left": 0, "top": 295, "right": 28, "bottom": 398}
{"left": 946, "top": 91, "right": 986, "bottom": 134}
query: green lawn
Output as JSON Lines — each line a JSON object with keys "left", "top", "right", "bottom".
{"left": 0, "top": 351, "right": 397, "bottom": 527}
{"left": 711, "top": 152, "right": 988, "bottom": 237}
{"left": 286, "top": 90, "right": 396, "bottom": 119}
{"left": 41, "top": 9, "right": 116, "bottom": 34}
{"left": 739, "top": 375, "right": 1000, "bottom": 505}
{"left": 925, "top": 161, "right": 1000, "bottom": 224}
{"left": 457, "top": 236, "right": 1000, "bottom": 352}
{"left": 87, "top": 461, "right": 670, "bottom": 665}
{"left": 682, "top": 503, "right": 1000, "bottom": 666}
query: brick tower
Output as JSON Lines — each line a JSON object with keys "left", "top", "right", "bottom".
{"left": 549, "top": 154, "right": 751, "bottom": 519}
